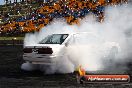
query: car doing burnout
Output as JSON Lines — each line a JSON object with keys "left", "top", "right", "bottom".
{"left": 23, "top": 33, "right": 69, "bottom": 65}
{"left": 22, "top": 32, "right": 120, "bottom": 71}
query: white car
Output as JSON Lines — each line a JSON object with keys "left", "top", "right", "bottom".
{"left": 22, "top": 32, "right": 120, "bottom": 72}
{"left": 23, "top": 33, "right": 70, "bottom": 64}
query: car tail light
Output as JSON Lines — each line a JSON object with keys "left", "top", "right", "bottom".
{"left": 38, "top": 48, "right": 53, "bottom": 54}
{"left": 23, "top": 48, "right": 32, "bottom": 53}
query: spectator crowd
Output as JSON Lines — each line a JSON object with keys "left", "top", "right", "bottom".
{"left": 0, "top": 0, "right": 128, "bottom": 36}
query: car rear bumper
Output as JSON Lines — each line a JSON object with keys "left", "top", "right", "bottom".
{"left": 23, "top": 53, "right": 62, "bottom": 65}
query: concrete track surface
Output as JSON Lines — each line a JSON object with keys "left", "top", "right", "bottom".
{"left": 0, "top": 45, "right": 132, "bottom": 88}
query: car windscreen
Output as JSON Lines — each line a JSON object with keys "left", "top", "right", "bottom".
{"left": 39, "top": 34, "right": 69, "bottom": 44}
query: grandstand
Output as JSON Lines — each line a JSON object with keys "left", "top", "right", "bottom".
{"left": 0, "top": 0, "right": 128, "bottom": 36}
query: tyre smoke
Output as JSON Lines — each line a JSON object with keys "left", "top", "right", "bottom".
{"left": 22, "top": 4, "right": 132, "bottom": 74}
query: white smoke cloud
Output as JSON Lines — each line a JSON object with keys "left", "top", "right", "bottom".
{"left": 22, "top": 4, "right": 132, "bottom": 74}
{"left": 24, "top": 18, "right": 77, "bottom": 46}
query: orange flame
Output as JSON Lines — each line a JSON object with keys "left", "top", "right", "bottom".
{"left": 78, "top": 66, "right": 86, "bottom": 76}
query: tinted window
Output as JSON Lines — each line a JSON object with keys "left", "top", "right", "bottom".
{"left": 39, "top": 34, "right": 69, "bottom": 44}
